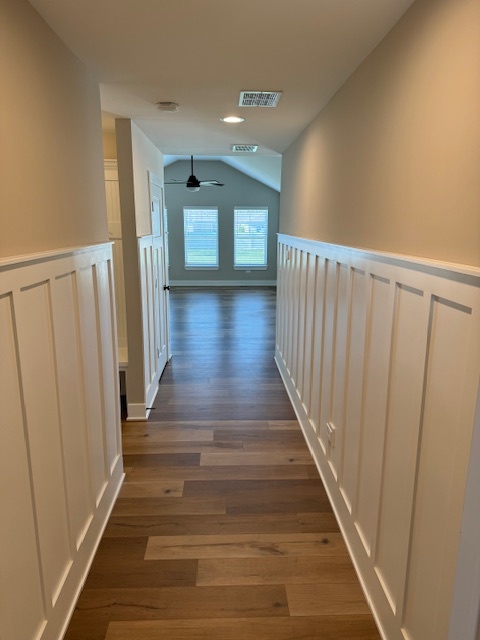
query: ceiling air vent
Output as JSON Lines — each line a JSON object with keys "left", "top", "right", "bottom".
{"left": 232, "top": 144, "right": 258, "bottom": 153}
{"left": 156, "top": 101, "right": 179, "bottom": 112}
{"left": 239, "top": 91, "right": 282, "bottom": 107}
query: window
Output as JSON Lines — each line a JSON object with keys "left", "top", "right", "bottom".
{"left": 183, "top": 207, "right": 219, "bottom": 269}
{"left": 234, "top": 207, "right": 268, "bottom": 269}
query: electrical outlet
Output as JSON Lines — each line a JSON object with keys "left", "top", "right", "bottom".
{"left": 326, "top": 422, "right": 336, "bottom": 448}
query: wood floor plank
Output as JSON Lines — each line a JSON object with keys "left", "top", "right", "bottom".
{"left": 286, "top": 583, "right": 372, "bottom": 616}
{"left": 183, "top": 478, "right": 332, "bottom": 514}
{"left": 64, "top": 615, "right": 108, "bottom": 640}
{"left": 122, "top": 453, "right": 200, "bottom": 467}
{"left": 119, "top": 481, "right": 184, "bottom": 498}
{"left": 85, "top": 559, "right": 198, "bottom": 589}
{"left": 212, "top": 428, "right": 306, "bottom": 444}
{"left": 121, "top": 428, "right": 214, "bottom": 442}
{"left": 111, "top": 497, "right": 226, "bottom": 516}
{"left": 200, "top": 452, "right": 313, "bottom": 466}
{"left": 125, "top": 420, "right": 271, "bottom": 430}
{"left": 72, "top": 585, "right": 289, "bottom": 620}
{"left": 64, "top": 287, "right": 379, "bottom": 640}
{"left": 125, "top": 465, "right": 316, "bottom": 482}
{"left": 167, "top": 395, "right": 293, "bottom": 405}
{"left": 145, "top": 532, "right": 348, "bottom": 560}
{"left": 268, "top": 420, "right": 301, "bottom": 430}
{"left": 105, "top": 615, "right": 381, "bottom": 640}
{"left": 122, "top": 441, "right": 243, "bottom": 455}
{"left": 197, "top": 556, "right": 359, "bottom": 586}
{"left": 148, "top": 406, "right": 297, "bottom": 421}
{"left": 104, "top": 512, "right": 341, "bottom": 537}
{"left": 91, "top": 536, "right": 148, "bottom": 560}
{"left": 242, "top": 441, "right": 310, "bottom": 453}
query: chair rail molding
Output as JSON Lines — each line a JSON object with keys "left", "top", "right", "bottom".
{"left": 275, "top": 233, "right": 480, "bottom": 640}
{"left": 0, "top": 243, "right": 124, "bottom": 640}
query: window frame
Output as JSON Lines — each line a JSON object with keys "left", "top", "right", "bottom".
{"left": 233, "top": 207, "right": 268, "bottom": 270}
{"left": 183, "top": 206, "right": 219, "bottom": 270}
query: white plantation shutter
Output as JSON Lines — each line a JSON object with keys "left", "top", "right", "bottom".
{"left": 183, "top": 207, "right": 219, "bottom": 268}
{"left": 234, "top": 208, "right": 268, "bottom": 268}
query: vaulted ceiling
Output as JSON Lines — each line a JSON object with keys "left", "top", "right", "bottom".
{"left": 29, "top": 0, "right": 415, "bottom": 188}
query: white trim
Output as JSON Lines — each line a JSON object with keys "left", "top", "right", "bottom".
{"left": 277, "top": 233, "right": 480, "bottom": 284}
{"left": 147, "top": 169, "right": 163, "bottom": 189}
{"left": 0, "top": 243, "right": 124, "bottom": 640}
{"left": 184, "top": 266, "right": 219, "bottom": 271}
{"left": 233, "top": 266, "right": 268, "bottom": 271}
{"left": 126, "top": 402, "right": 151, "bottom": 421}
{"left": 183, "top": 206, "right": 219, "bottom": 270}
{"left": 275, "top": 233, "right": 480, "bottom": 640}
{"left": 46, "top": 459, "right": 124, "bottom": 640}
{"left": 275, "top": 349, "right": 390, "bottom": 640}
{"left": 448, "top": 383, "right": 480, "bottom": 640}
{"left": 0, "top": 242, "right": 113, "bottom": 271}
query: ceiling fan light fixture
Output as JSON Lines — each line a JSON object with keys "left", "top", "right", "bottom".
{"left": 221, "top": 116, "right": 244, "bottom": 123}
{"left": 165, "top": 156, "right": 224, "bottom": 190}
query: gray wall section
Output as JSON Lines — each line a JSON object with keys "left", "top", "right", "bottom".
{"left": 165, "top": 161, "right": 279, "bottom": 283}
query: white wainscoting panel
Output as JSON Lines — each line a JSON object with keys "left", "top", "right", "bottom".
{"left": 0, "top": 244, "right": 124, "bottom": 640}
{"left": 137, "top": 235, "right": 168, "bottom": 417}
{"left": 275, "top": 234, "right": 480, "bottom": 640}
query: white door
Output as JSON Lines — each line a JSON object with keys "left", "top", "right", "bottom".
{"left": 150, "top": 181, "right": 170, "bottom": 379}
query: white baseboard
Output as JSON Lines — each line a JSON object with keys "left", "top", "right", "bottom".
{"left": 126, "top": 402, "right": 150, "bottom": 421}
{"left": 275, "top": 349, "right": 390, "bottom": 640}
{"left": 0, "top": 243, "right": 124, "bottom": 640}
{"left": 169, "top": 280, "right": 276, "bottom": 287}
{"left": 46, "top": 458, "right": 124, "bottom": 640}
{"left": 126, "top": 375, "right": 160, "bottom": 421}
{"left": 275, "top": 233, "right": 480, "bottom": 640}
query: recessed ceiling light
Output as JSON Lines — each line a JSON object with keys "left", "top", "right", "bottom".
{"left": 156, "top": 101, "right": 179, "bottom": 112}
{"left": 221, "top": 116, "right": 244, "bottom": 123}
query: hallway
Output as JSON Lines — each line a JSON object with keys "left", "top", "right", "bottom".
{"left": 65, "top": 287, "right": 380, "bottom": 640}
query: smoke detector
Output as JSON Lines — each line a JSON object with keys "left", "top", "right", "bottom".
{"left": 239, "top": 91, "right": 282, "bottom": 107}
{"left": 232, "top": 144, "right": 258, "bottom": 153}
{"left": 156, "top": 101, "right": 180, "bottom": 112}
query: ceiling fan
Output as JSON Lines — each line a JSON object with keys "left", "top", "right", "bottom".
{"left": 165, "top": 156, "right": 224, "bottom": 192}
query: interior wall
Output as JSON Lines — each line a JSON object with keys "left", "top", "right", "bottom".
{"left": 165, "top": 161, "right": 279, "bottom": 283}
{"left": 103, "top": 129, "right": 117, "bottom": 159}
{"left": 0, "top": 0, "right": 108, "bottom": 259}
{"left": 0, "top": 3, "right": 123, "bottom": 639}
{"left": 131, "top": 121, "right": 164, "bottom": 236}
{"left": 115, "top": 119, "right": 165, "bottom": 417}
{"left": 279, "top": 0, "right": 480, "bottom": 268}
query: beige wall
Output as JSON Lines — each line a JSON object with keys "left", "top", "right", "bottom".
{"left": 280, "top": 0, "right": 480, "bottom": 268}
{"left": 0, "top": 0, "right": 108, "bottom": 259}
{"left": 131, "top": 121, "right": 164, "bottom": 236}
{"left": 103, "top": 129, "right": 117, "bottom": 159}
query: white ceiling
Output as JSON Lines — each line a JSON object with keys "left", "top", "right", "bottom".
{"left": 29, "top": 0, "right": 414, "bottom": 187}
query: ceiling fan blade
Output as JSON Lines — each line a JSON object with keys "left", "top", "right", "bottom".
{"left": 166, "top": 157, "right": 224, "bottom": 188}
{"left": 199, "top": 180, "right": 224, "bottom": 187}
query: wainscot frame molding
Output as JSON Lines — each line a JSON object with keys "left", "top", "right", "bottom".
{"left": 275, "top": 233, "right": 480, "bottom": 640}
{"left": 0, "top": 243, "right": 124, "bottom": 640}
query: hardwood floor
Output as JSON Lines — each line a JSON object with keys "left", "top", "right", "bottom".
{"left": 64, "top": 287, "right": 380, "bottom": 640}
